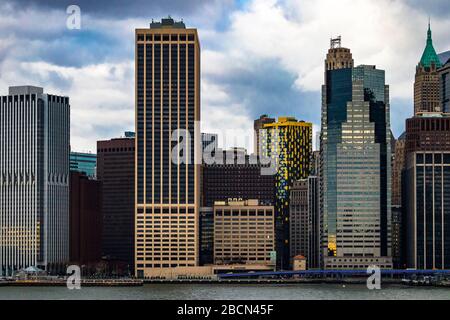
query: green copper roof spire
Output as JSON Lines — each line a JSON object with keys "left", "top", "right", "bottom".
{"left": 419, "top": 20, "right": 442, "bottom": 68}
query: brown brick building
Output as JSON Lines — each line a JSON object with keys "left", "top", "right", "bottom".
{"left": 97, "top": 134, "right": 135, "bottom": 270}
{"left": 69, "top": 171, "right": 102, "bottom": 265}
{"left": 405, "top": 115, "right": 450, "bottom": 154}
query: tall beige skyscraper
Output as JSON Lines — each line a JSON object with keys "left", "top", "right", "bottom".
{"left": 134, "top": 17, "right": 201, "bottom": 278}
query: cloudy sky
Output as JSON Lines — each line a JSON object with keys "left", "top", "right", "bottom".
{"left": 0, "top": 0, "right": 449, "bottom": 152}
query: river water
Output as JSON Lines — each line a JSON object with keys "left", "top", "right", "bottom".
{"left": 0, "top": 283, "right": 449, "bottom": 300}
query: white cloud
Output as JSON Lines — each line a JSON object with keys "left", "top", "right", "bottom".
{"left": 0, "top": 59, "right": 134, "bottom": 152}
{"left": 197, "top": 0, "right": 450, "bottom": 143}
{"left": 1, "top": 0, "right": 450, "bottom": 153}
{"left": 214, "top": 0, "right": 450, "bottom": 98}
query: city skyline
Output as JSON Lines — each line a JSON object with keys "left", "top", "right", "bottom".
{"left": 0, "top": 0, "right": 450, "bottom": 153}
{"left": 2, "top": 2, "right": 450, "bottom": 307}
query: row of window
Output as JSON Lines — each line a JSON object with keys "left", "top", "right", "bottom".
{"left": 137, "top": 34, "right": 195, "bottom": 42}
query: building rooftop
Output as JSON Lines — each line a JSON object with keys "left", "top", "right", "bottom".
{"left": 214, "top": 199, "right": 267, "bottom": 207}
{"left": 263, "top": 116, "right": 312, "bottom": 128}
{"left": 419, "top": 22, "right": 442, "bottom": 68}
{"left": 150, "top": 16, "right": 186, "bottom": 29}
{"left": 8, "top": 85, "right": 43, "bottom": 95}
{"left": 438, "top": 50, "right": 450, "bottom": 66}
{"left": 415, "top": 112, "right": 450, "bottom": 118}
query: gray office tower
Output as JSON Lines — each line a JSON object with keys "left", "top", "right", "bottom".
{"left": 405, "top": 151, "right": 450, "bottom": 269}
{"left": 0, "top": 86, "right": 70, "bottom": 276}
{"left": 320, "top": 39, "right": 392, "bottom": 269}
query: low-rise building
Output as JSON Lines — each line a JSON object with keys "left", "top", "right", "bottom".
{"left": 213, "top": 199, "right": 275, "bottom": 268}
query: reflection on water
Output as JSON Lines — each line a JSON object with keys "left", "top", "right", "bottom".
{"left": 0, "top": 284, "right": 449, "bottom": 300}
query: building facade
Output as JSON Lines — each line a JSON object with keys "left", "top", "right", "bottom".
{"left": 0, "top": 86, "right": 70, "bottom": 275}
{"left": 199, "top": 207, "right": 214, "bottom": 265}
{"left": 439, "top": 58, "right": 450, "bottom": 113}
{"left": 392, "top": 133, "right": 406, "bottom": 207}
{"left": 391, "top": 133, "right": 406, "bottom": 268}
{"left": 135, "top": 18, "right": 201, "bottom": 277}
{"left": 213, "top": 200, "right": 275, "bottom": 267}
{"left": 289, "top": 180, "right": 309, "bottom": 266}
{"left": 97, "top": 135, "right": 135, "bottom": 269}
{"left": 289, "top": 178, "right": 320, "bottom": 270}
{"left": 320, "top": 39, "right": 392, "bottom": 269}
{"left": 254, "top": 114, "right": 275, "bottom": 156}
{"left": 70, "top": 151, "right": 97, "bottom": 179}
{"left": 405, "top": 115, "right": 450, "bottom": 154}
{"left": 414, "top": 23, "right": 442, "bottom": 115}
{"left": 201, "top": 133, "right": 218, "bottom": 155}
{"left": 69, "top": 171, "right": 102, "bottom": 266}
{"left": 405, "top": 151, "right": 450, "bottom": 269}
{"left": 261, "top": 117, "right": 312, "bottom": 269}
{"left": 202, "top": 149, "right": 275, "bottom": 207}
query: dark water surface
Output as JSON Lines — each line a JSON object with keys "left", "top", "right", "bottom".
{"left": 0, "top": 283, "right": 449, "bottom": 300}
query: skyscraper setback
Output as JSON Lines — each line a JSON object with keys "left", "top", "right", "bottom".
{"left": 135, "top": 17, "right": 201, "bottom": 277}
{"left": 0, "top": 86, "right": 70, "bottom": 276}
{"left": 320, "top": 39, "right": 392, "bottom": 269}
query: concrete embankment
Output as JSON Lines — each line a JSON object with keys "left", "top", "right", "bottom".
{"left": 0, "top": 279, "right": 143, "bottom": 287}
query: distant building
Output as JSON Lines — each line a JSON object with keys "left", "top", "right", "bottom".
{"left": 289, "top": 180, "right": 309, "bottom": 266}
{"left": 69, "top": 171, "right": 102, "bottom": 266}
{"left": 70, "top": 151, "right": 97, "bottom": 179}
{"left": 292, "top": 255, "right": 307, "bottom": 271}
{"left": 405, "top": 151, "right": 450, "bottom": 269}
{"left": 199, "top": 207, "right": 214, "bottom": 265}
{"left": 391, "top": 133, "right": 407, "bottom": 269}
{"left": 213, "top": 199, "right": 275, "bottom": 268}
{"left": 261, "top": 117, "right": 312, "bottom": 269}
{"left": 391, "top": 206, "right": 405, "bottom": 269}
{"left": 0, "top": 86, "right": 70, "bottom": 276}
{"left": 254, "top": 114, "right": 275, "bottom": 156}
{"left": 289, "top": 178, "right": 320, "bottom": 269}
{"left": 97, "top": 134, "right": 135, "bottom": 270}
{"left": 310, "top": 150, "right": 320, "bottom": 176}
{"left": 202, "top": 133, "right": 218, "bottom": 154}
{"left": 404, "top": 113, "right": 450, "bottom": 269}
{"left": 392, "top": 133, "right": 406, "bottom": 207}
{"left": 202, "top": 149, "right": 275, "bottom": 207}
{"left": 414, "top": 23, "right": 442, "bottom": 114}
{"left": 439, "top": 58, "right": 450, "bottom": 113}
{"left": 405, "top": 114, "right": 450, "bottom": 154}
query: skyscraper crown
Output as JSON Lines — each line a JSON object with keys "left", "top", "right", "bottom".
{"left": 419, "top": 21, "right": 442, "bottom": 68}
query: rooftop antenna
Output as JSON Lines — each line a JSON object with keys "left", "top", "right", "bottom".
{"left": 330, "top": 36, "right": 341, "bottom": 49}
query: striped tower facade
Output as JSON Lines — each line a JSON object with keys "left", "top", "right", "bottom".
{"left": 0, "top": 86, "right": 70, "bottom": 276}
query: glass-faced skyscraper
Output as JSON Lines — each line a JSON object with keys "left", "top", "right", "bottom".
{"left": 70, "top": 151, "right": 97, "bottom": 179}
{"left": 320, "top": 39, "right": 392, "bottom": 269}
{"left": 0, "top": 86, "right": 70, "bottom": 276}
{"left": 135, "top": 18, "right": 200, "bottom": 277}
